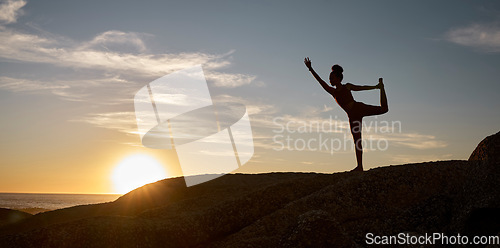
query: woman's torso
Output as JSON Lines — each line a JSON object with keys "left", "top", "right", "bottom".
{"left": 333, "top": 84, "right": 355, "bottom": 111}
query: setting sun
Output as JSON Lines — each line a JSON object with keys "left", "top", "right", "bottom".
{"left": 111, "top": 154, "right": 167, "bottom": 194}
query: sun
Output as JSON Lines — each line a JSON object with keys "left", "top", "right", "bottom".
{"left": 111, "top": 154, "right": 167, "bottom": 194}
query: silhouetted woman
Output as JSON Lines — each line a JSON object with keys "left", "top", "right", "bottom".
{"left": 304, "top": 57, "right": 388, "bottom": 172}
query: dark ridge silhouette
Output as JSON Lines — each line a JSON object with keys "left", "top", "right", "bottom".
{"left": 14, "top": 208, "right": 50, "bottom": 215}
{"left": 0, "top": 131, "right": 498, "bottom": 247}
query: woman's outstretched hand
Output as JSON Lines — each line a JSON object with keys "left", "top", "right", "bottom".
{"left": 304, "top": 57, "right": 312, "bottom": 70}
{"left": 377, "top": 78, "right": 384, "bottom": 89}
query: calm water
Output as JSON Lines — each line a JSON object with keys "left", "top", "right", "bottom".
{"left": 0, "top": 193, "right": 122, "bottom": 211}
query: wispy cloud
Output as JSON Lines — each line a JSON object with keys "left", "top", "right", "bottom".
{"left": 394, "top": 133, "right": 447, "bottom": 149}
{"left": 0, "top": 75, "right": 134, "bottom": 102}
{"left": 71, "top": 111, "right": 139, "bottom": 135}
{"left": 231, "top": 102, "right": 449, "bottom": 153}
{"left": 212, "top": 94, "right": 278, "bottom": 116}
{"left": 73, "top": 95, "right": 280, "bottom": 148}
{"left": 76, "top": 95, "right": 279, "bottom": 133}
{"left": 0, "top": 0, "right": 25, "bottom": 23}
{"left": 369, "top": 132, "right": 447, "bottom": 150}
{"left": 79, "top": 30, "right": 148, "bottom": 53}
{"left": 205, "top": 71, "right": 257, "bottom": 88}
{"left": 0, "top": 76, "right": 69, "bottom": 92}
{"left": 444, "top": 22, "right": 500, "bottom": 52}
{"left": 0, "top": 1, "right": 257, "bottom": 95}
{"left": 0, "top": 27, "right": 230, "bottom": 76}
{"left": 0, "top": 27, "right": 257, "bottom": 94}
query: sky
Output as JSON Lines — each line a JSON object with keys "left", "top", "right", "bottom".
{"left": 1, "top": 0, "right": 500, "bottom": 194}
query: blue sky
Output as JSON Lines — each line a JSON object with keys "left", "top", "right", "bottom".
{"left": 1, "top": 0, "right": 500, "bottom": 193}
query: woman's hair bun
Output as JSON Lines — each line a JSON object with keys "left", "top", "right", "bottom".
{"left": 331, "top": 64, "right": 343, "bottom": 73}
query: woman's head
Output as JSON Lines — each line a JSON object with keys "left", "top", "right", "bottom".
{"left": 329, "top": 64, "right": 343, "bottom": 85}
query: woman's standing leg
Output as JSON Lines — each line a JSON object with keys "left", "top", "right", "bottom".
{"left": 347, "top": 81, "right": 388, "bottom": 172}
{"left": 349, "top": 117, "right": 363, "bottom": 171}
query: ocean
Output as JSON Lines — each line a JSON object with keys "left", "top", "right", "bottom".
{"left": 0, "top": 193, "right": 121, "bottom": 213}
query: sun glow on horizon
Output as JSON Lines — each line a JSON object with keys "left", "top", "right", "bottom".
{"left": 111, "top": 154, "right": 167, "bottom": 194}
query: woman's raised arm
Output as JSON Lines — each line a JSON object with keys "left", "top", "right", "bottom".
{"left": 304, "top": 57, "right": 334, "bottom": 95}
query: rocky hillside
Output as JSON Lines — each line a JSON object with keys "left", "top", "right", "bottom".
{"left": 0, "top": 208, "right": 32, "bottom": 227}
{"left": 0, "top": 131, "right": 499, "bottom": 247}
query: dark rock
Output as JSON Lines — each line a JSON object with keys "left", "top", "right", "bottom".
{"left": 451, "top": 131, "right": 500, "bottom": 236}
{"left": 469, "top": 131, "right": 500, "bottom": 165}
{"left": 279, "top": 210, "right": 356, "bottom": 248}
{"left": 464, "top": 208, "right": 500, "bottom": 238}
{"left": 396, "top": 195, "right": 453, "bottom": 234}
{"left": 0, "top": 209, "right": 32, "bottom": 227}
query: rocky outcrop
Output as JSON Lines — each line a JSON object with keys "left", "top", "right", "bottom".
{"left": 0, "top": 131, "right": 499, "bottom": 247}
{"left": 469, "top": 131, "right": 500, "bottom": 165}
{"left": 457, "top": 131, "right": 500, "bottom": 241}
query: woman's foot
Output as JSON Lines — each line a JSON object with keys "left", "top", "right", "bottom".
{"left": 377, "top": 78, "right": 384, "bottom": 89}
{"left": 349, "top": 166, "right": 363, "bottom": 172}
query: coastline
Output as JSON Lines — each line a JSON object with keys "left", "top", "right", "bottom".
{"left": 0, "top": 193, "right": 121, "bottom": 215}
